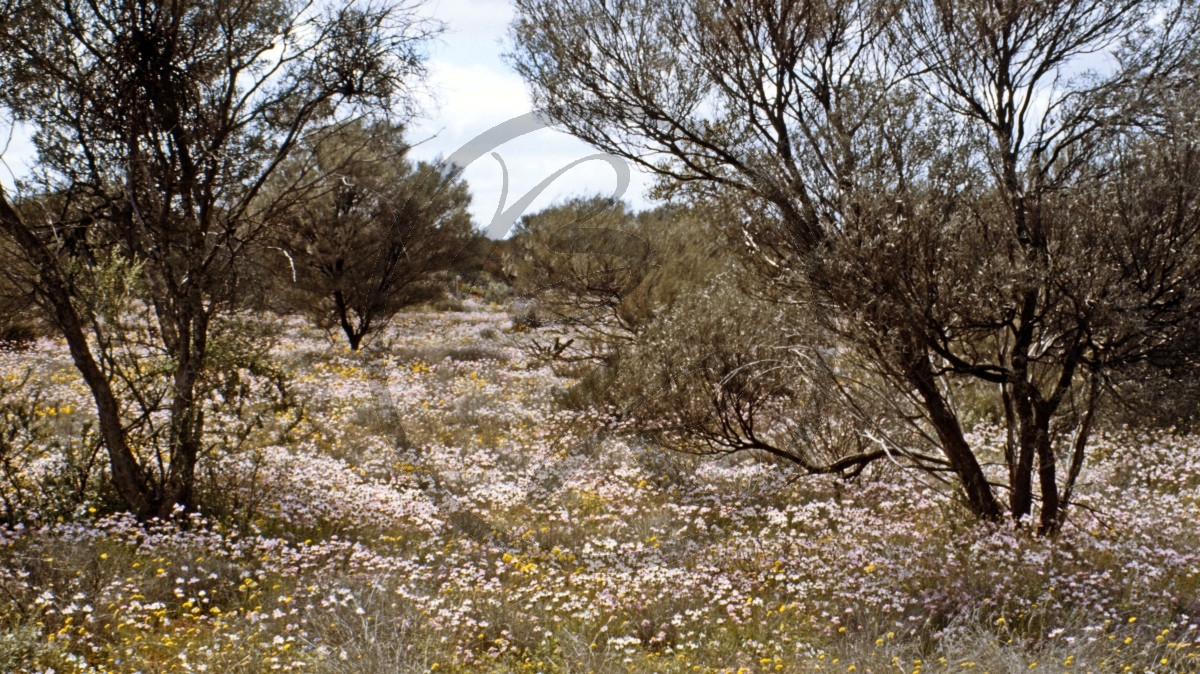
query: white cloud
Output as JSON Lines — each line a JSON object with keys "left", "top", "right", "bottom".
{"left": 405, "top": 0, "right": 658, "bottom": 230}
{"left": 423, "top": 0, "right": 515, "bottom": 50}
{"left": 411, "top": 60, "right": 530, "bottom": 138}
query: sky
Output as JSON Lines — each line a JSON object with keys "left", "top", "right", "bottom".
{"left": 0, "top": 0, "right": 658, "bottom": 237}
{"left": 405, "top": 0, "right": 657, "bottom": 233}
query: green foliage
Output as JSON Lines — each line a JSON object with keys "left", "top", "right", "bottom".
{"left": 505, "top": 197, "right": 731, "bottom": 373}
{"left": 506, "top": 195, "right": 898, "bottom": 474}
{"left": 612, "top": 275, "right": 904, "bottom": 475}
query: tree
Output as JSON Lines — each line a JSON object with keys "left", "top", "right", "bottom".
{"left": 505, "top": 197, "right": 655, "bottom": 355}
{"left": 509, "top": 0, "right": 1200, "bottom": 532}
{"left": 504, "top": 196, "right": 739, "bottom": 411}
{"left": 273, "top": 121, "right": 474, "bottom": 350}
{"left": 0, "top": 0, "right": 434, "bottom": 518}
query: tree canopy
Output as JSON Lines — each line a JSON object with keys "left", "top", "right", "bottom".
{"left": 0, "top": 0, "right": 436, "bottom": 517}
{"left": 509, "top": 0, "right": 1200, "bottom": 532}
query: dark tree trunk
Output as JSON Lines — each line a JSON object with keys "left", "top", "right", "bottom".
{"left": 1010, "top": 384, "right": 1038, "bottom": 521}
{"left": 156, "top": 305, "right": 209, "bottom": 518}
{"left": 333, "top": 289, "right": 365, "bottom": 350}
{"left": 907, "top": 348, "right": 1004, "bottom": 521}
{"left": 1035, "top": 420, "right": 1061, "bottom": 534}
{"left": 1008, "top": 288, "right": 1040, "bottom": 522}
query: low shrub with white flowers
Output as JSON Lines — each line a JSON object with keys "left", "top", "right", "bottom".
{"left": 1, "top": 303, "right": 1197, "bottom": 673}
